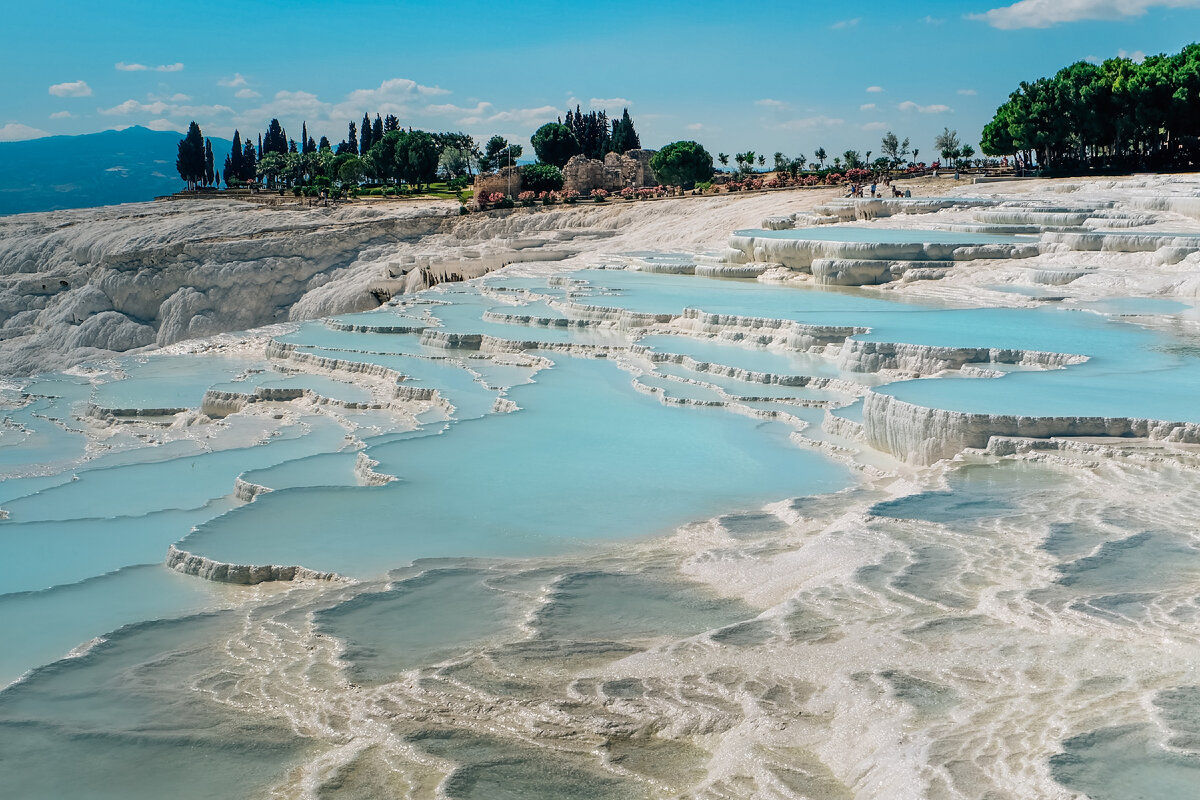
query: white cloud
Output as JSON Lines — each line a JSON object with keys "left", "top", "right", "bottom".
{"left": 235, "top": 88, "right": 261, "bottom": 99}
{"left": 1118, "top": 48, "right": 1147, "bottom": 62}
{"left": 957, "top": 89, "right": 978, "bottom": 95}
{"left": 589, "top": 97, "right": 630, "bottom": 109}
{"left": 49, "top": 80, "right": 92, "bottom": 97}
{"left": 922, "top": 15, "right": 946, "bottom": 23}
{"left": 425, "top": 101, "right": 493, "bottom": 117}
{"left": 219, "top": 73, "right": 249, "bottom": 87}
{"left": 898, "top": 100, "right": 952, "bottom": 113}
{"left": 458, "top": 104, "right": 560, "bottom": 127}
{"left": 328, "top": 78, "right": 451, "bottom": 121}
{"left": 866, "top": 86, "right": 884, "bottom": 93}
{"left": 0, "top": 123, "right": 51, "bottom": 141}
{"left": 101, "top": 99, "right": 234, "bottom": 117}
{"left": 860, "top": 103, "right": 877, "bottom": 111}
{"left": 831, "top": 17, "right": 861, "bottom": 28}
{"left": 686, "top": 122, "right": 704, "bottom": 130}
{"left": 862, "top": 122, "right": 888, "bottom": 131}
{"left": 146, "top": 118, "right": 186, "bottom": 133}
{"left": 773, "top": 116, "right": 845, "bottom": 131}
{"left": 755, "top": 98, "right": 786, "bottom": 107}
{"left": 969, "top": 0, "right": 1200, "bottom": 30}
{"left": 1085, "top": 54, "right": 1103, "bottom": 63}
{"left": 116, "top": 61, "right": 184, "bottom": 72}
{"left": 49, "top": 110, "right": 73, "bottom": 119}
{"left": 244, "top": 90, "right": 328, "bottom": 122}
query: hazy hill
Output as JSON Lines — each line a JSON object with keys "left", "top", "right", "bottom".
{"left": 0, "top": 127, "right": 233, "bottom": 216}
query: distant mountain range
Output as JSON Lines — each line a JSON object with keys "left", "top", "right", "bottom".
{"left": 0, "top": 127, "right": 233, "bottom": 216}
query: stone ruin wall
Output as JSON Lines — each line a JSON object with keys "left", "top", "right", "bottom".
{"left": 472, "top": 166, "right": 522, "bottom": 203}
{"left": 471, "top": 150, "right": 659, "bottom": 205}
{"left": 563, "top": 149, "right": 658, "bottom": 194}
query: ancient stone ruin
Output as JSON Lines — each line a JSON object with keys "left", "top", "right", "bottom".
{"left": 472, "top": 166, "right": 522, "bottom": 201}
{"left": 563, "top": 150, "right": 658, "bottom": 194}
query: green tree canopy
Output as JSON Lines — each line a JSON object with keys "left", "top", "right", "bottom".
{"left": 481, "top": 135, "right": 522, "bottom": 173}
{"left": 530, "top": 122, "right": 580, "bottom": 167}
{"left": 978, "top": 44, "right": 1200, "bottom": 171}
{"left": 649, "top": 141, "right": 713, "bottom": 189}
{"left": 879, "top": 131, "right": 910, "bottom": 168}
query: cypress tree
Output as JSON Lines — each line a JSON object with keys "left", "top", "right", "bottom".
{"left": 612, "top": 108, "right": 640, "bottom": 153}
{"left": 288, "top": 138, "right": 297, "bottom": 154}
{"left": 301, "top": 122, "right": 310, "bottom": 153}
{"left": 227, "top": 130, "right": 244, "bottom": 182}
{"left": 264, "top": 119, "right": 286, "bottom": 154}
{"left": 175, "top": 121, "right": 206, "bottom": 190}
{"left": 372, "top": 114, "right": 383, "bottom": 144}
{"left": 384, "top": 114, "right": 400, "bottom": 132}
{"left": 360, "top": 113, "right": 372, "bottom": 154}
{"left": 347, "top": 121, "right": 359, "bottom": 155}
{"left": 241, "top": 140, "right": 257, "bottom": 182}
{"left": 204, "top": 138, "right": 215, "bottom": 187}
{"left": 258, "top": 133, "right": 263, "bottom": 158}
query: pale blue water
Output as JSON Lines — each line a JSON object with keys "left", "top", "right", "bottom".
{"left": 179, "top": 356, "right": 849, "bottom": 576}
{"left": 3, "top": 231, "right": 1200, "bottom": 796}
{"left": 734, "top": 226, "right": 1035, "bottom": 244}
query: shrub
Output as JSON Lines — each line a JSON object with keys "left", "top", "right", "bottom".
{"left": 694, "top": 181, "right": 712, "bottom": 193}
{"left": 518, "top": 190, "right": 538, "bottom": 206}
{"left": 591, "top": 188, "right": 609, "bottom": 202}
{"left": 564, "top": 189, "right": 580, "bottom": 204}
{"left": 521, "top": 163, "right": 565, "bottom": 192}
{"left": 459, "top": 204, "right": 469, "bottom": 215}
{"left": 447, "top": 176, "right": 470, "bottom": 191}
{"left": 495, "top": 195, "right": 515, "bottom": 209}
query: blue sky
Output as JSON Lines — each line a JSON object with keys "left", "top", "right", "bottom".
{"left": 4, "top": 0, "right": 1200, "bottom": 160}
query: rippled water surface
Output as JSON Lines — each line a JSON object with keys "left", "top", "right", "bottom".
{"left": 2, "top": 243, "right": 1199, "bottom": 798}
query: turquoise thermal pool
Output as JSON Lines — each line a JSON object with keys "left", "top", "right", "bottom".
{"left": 3, "top": 209, "right": 1200, "bottom": 798}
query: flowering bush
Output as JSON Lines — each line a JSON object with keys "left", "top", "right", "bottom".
{"left": 619, "top": 187, "right": 635, "bottom": 199}
{"left": 518, "top": 190, "right": 537, "bottom": 206}
{"left": 823, "top": 172, "right": 844, "bottom": 185}
{"left": 543, "top": 191, "right": 562, "bottom": 205}
{"left": 591, "top": 188, "right": 609, "bottom": 202}
{"left": 845, "top": 168, "right": 872, "bottom": 182}
{"left": 564, "top": 189, "right": 580, "bottom": 203}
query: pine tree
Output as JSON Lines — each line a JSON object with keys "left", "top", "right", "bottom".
{"left": 372, "top": 114, "right": 383, "bottom": 144}
{"left": 288, "top": 138, "right": 297, "bottom": 154}
{"left": 204, "top": 138, "right": 215, "bottom": 187}
{"left": 306, "top": 136, "right": 317, "bottom": 153}
{"left": 360, "top": 114, "right": 372, "bottom": 154}
{"left": 175, "top": 121, "right": 206, "bottom": 189}
{"left": 319, "top": 135, "right": 331, "bottom": 151}
{"left": 385, "top": 114, "right": 400, "bottom": 132}
{"left": 347, "top": 121, "right": 359, "bottom": 155}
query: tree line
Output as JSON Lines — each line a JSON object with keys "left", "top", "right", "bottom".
{"left": 981, "top": 43, "right": 1200, "bottom": 171}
